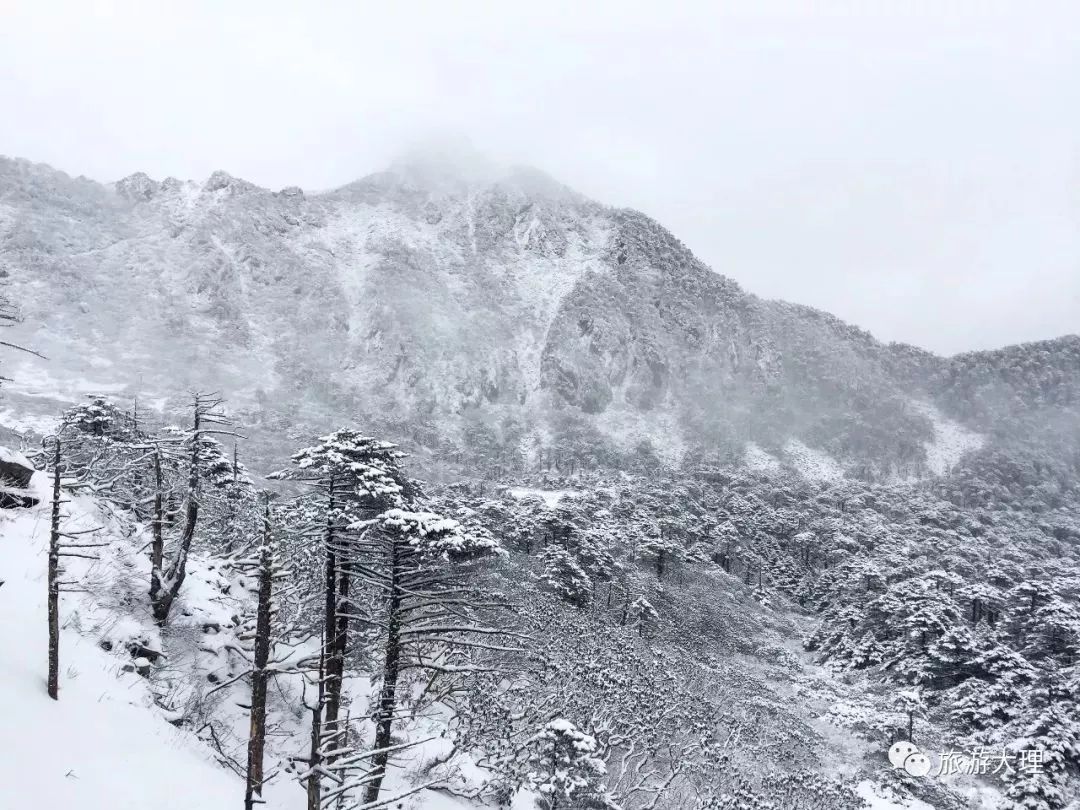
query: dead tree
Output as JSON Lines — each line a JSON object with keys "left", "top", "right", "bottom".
{"left": 44, "top": 434, "right": 106, "bottom": 701}
{"left": 224, "top": 442, "right": 242, "bottom": 553}
{"left": 47, "top": 438, "right": 61, "bottom": 699}
{"left": 149, "top": 392, "right": 237, "bottom": 625}
{"left": 149, "top": 444, "right": 167, "bottom": 622}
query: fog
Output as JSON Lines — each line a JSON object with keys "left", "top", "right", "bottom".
{"left": 1, "top": 1, "right": 1077, "bottom": 355}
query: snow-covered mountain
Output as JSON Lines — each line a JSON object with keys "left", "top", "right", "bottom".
{"left": 1, "top": 153, "right": 1078, "bottom": 482}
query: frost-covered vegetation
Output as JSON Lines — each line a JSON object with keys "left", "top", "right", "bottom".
{"left": 2, "top": 382, "right": 1078, "bottom": 809}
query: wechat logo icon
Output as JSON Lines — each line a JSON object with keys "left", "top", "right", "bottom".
{"left": 888, "top": 740, "right": 932, "bottom": 777}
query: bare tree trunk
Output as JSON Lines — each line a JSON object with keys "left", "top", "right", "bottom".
{"left": 245, "top": 502, "right": 274, "bottom": 810}
{"left": 149, "top": 448, "right": 165, "bottom": 616}
{"left": 328, "top": 544, "right": 351, "bottom": 755}
{"left": 306, "top": 642, "right": 325, "bottom": 810}
{"left": 225, "top": 443, "right": 240, "bottom": 554}
{"left": 47, "top": 439, "right": 61, "bottom": 700}
{"left": 362, "top": 535, "right": 403, "bottom": 805}
{"left": 321, "top": 477, "right": 345, "bottom": 759}
{"left": 152, "top": 400, "right": 202, "bottom": 626}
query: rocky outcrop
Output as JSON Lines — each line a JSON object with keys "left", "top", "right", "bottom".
{"left": 0, "top": 448, "right": 38, "bottom": 509}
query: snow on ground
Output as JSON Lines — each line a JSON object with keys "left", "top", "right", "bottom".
{"left": 743, "top": 442, "right": 782, "bottom": 474}
{"left": 509, "top": 487, "right": 581, "bottom": 508}
{"left": 0, "top": 406, "right": 57, "bottom": 436}
{"left": 910, "top": 401, "right": 985, "bottom": 476}
{"left": 4, "top": 359, "right": 128, "bottom": 402}
{"left": 855, "top": 781, "right": 935, "bottom": 809}
{"left": 783, "top": 439, "right": 846, "bottom": 482}
{"left": 0, "top": 470, "right": 286, "bottom": 810}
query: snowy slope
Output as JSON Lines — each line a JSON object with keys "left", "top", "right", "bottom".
{"left": 0, "top": 455, "right": 503, "bottom": 810}
{"left": 909, "top": 400, "right": 985, "bottom": 476}
{"left": 0, "top": 471, "right": 278, "bottom": 810}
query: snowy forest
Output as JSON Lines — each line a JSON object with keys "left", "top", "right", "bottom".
{"left": 0, "top": 154, "right": 1078, "bottom": 810}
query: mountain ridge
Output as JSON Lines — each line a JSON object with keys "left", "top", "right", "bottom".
{"left": 1, "top": 153, "right": 1077, "bottom": 484}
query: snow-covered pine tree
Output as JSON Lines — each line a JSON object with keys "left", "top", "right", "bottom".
{"left": 627, "top": 594, "right": 659, "bottom": 637}
{"left": 1002, "top": 701, "right": 1080, "bottom": 810}
{"left": 236, "top": 493, "right": 310, "bottom": 810}
{"left": 523, "top": 719, "right": 612, "bottom": 810}
{"left": 638, "top": 532, "right": 683, "bottom": 581}
{"left": 338, "top": 507, "right": 507, "bottom": 807}
{"left": 270, "top": 430, "right": 410, "bottom": 783}
{"left": 539, "top": 544, "right": 593, "bottom": 608}
{"left": 63, "top": 394, "right": 141, "bottom": 440}
{"left": 893, "top": 688, "right": 927, "bottom": 743}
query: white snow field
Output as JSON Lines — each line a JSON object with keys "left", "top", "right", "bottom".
{"left": 910, "top": 400, "right": 985, "bottom": 476}
{"left": 782, "top": 438, "right": 847, "bottom": 483}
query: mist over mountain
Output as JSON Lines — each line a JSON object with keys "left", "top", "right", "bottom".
{"left": 2, "top": 153, "right": 1076, "bottom": 486}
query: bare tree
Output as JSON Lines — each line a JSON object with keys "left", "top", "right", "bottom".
{"left": 149, "top": 392, "right": 238, "bottom": 625}
{"left": 47, "top": 438, "right": 61, "bottom": 700}
{"left": 303, "top": 641, "right": 327, "bottom": 810}
{"left": 43, "top": 434, "right": 105, "bottom": 700}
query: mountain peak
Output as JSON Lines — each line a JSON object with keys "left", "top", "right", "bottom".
{"left": 203, "top": 170, "right": 261, "bottom": 195}
{"left": 115, "top": 171, "right": 159, "bottom": 201}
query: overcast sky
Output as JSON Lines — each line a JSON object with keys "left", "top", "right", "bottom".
{"left": 1, "top": 2, "right": 1077, "bottom": 355}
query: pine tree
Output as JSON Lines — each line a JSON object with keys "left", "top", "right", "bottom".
{"left": 343, "top": 507, "right": 506, "bottom": 807}
{"left": 270, "top": 430, "right": 410, "bottom": 778}
{"left": 628, "top": 595, "right": 660, "bottom": 637}
{"left": 893, "top": 688, "right": 927, "bottom": 743}
{"left": 539, "top": 546, "right": 592, "bottom": 608}
{"left": 63, "top": 394, "right": 141, "bottom": 440}
{"left": 524, "top": 719, "right": 611, "bottom": 810}
{"left": 638, "top": 532, "right": 682, "bottom": 581}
